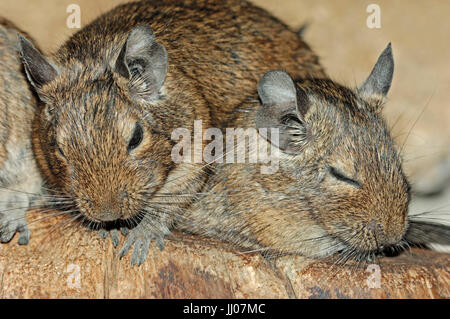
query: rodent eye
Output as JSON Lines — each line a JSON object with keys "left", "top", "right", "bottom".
{"left": 328, "top": 166, "right": 361, "bottom": 188}
{"left": 127, "top": 123, "right": 144, "bottom": 151}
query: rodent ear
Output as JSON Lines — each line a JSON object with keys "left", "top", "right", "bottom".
{"left": 115, "top": 25, "right": 168, "bottom": 101}
{"left": 359, "top": 43, "right": 394, "bottom": 99}
{"left": 18, "top": 34, "right": 59, "bottom": 90}
{"left": 256, "top": 70, "right": 309, "bottom": 153}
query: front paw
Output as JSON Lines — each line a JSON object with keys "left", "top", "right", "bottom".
{"left": 98, "top": 227, "right": 129, "bottom": 247}
{"left": 119, "top": 220, "right": 170, "bottom": 266}
{"left": 0, "top": 211, "right": 30, "bottom": 245}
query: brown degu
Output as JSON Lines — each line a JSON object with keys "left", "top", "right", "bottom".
{"left": 18, "top": 0, "right": 325, "bottom": 265}
{"left": 0, "top": 18, "right": 42, "bottom": 245}
{"left": 181, "top": 45, "right": 450, "bottom": 260}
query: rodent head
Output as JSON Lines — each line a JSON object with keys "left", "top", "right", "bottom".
{"left": 37, "top": 85, "right": 174, "bottom": 223}
{"left": 19, "top": 26, "right": 202, "bottom": 224}
{"left": 256, "top": 44, "right": 410, "bottom": 257}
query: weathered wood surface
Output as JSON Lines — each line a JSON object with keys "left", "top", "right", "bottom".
{"left": 0, "top": 211, "right": 448, "bottom": 298}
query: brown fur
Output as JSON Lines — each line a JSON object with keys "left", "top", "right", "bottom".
{"left": 20, "top": 0, "right": 325, "bottom": 263}
{"left": 0, "top": 18, "right": 42, "bottom": 244}
{"left": 181, "top": 73, "right": 411, "bottom": 260}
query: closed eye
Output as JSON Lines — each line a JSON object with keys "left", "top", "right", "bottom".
{"left": 56, "top": 145, "right": 66, "bottom": 158}
{"left": 329, "top": 166, "right": 361, "bottom": 188}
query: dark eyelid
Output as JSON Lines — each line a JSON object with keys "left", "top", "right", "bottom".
{"left": 329, "top": 166, "right": 361, "bottom": 188}
{"left": 56, "top": 143, "right": 65, "bottom": 158}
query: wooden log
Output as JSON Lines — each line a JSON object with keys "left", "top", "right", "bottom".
{"left": 0, "top": 211, "right": 448, "bottom": 298}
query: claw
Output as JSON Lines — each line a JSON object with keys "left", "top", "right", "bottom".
{"left": 0, "top": 229, "right": 14, "bottom": 243}
{"left": 131, "top": 240, "right": 144, "bottom": 266}
{"left": 156, "top": 237, "right": 165, "bottom": 251}
{"left": 110, "top": 229, "right": 120, "bottom": 248}
{"left": 98, "top": 227, "right": 129, "bottom": 247}
{"left": 120, "top": 237, "right": 133, "bottom": 259}
{"left": 118, "top": 217, "right": 170, "bottom": 266}
{"left": 0, "top": 210, "right": 30, "bottom": 244}
{"left": 98, "top": 229, "right": 107, "bottom": 239}
{"left": 119, "top": 231, "right": 166, "bottom": 265}
{"left": 139, "top": 240, "right": 151, "bottom": 265}
{"left": 120, "top": 227, "right": 129, "bottom": 236}
{"left": 18, "top": 227, "right": 30, "bottom": 245}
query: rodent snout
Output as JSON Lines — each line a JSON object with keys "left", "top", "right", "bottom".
{"left": 80, "top": 191, "right": 130, "bottom": 222}
{"left": 363, "top": 218, "right": 403, "bottom": 250}
{"left": 98, "top": 211, "right": 122, "bottom": 222}
{"left": 96, "top": 193, "right": 129, "bottom": 221}
{"left": 337, "top": 217, "right": 406, "bottom": 254}
{"left": 367, "top": 218, "right": 383, "bottom": 234}
{"left": 367, "top": 219, "right": 387, "bottom": 247}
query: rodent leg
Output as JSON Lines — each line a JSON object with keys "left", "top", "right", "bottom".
{"left": 0, "top": 190, "right": 31, "bottom": 245}
{"left": 98, "top": 227, "right": 129, "bottom": 248}
{"left": 119, "top": 216, "right": 169, "bottom": 266}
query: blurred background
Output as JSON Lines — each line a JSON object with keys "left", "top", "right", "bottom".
{"left": 1, "top": 0, "right": 449, "bottom": 230}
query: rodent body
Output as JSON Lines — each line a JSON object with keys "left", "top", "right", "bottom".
{"left": 18, "top": 0, "right": 325, "bottom": 265}
{"left": 181, "top": 46, "right": 449, "bottom": 259}
{"left": 0, "top": 18, "right": 42, "bottom": 245}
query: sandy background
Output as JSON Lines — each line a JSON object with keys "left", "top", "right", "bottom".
{"left": 1, "top": 0, "right": 449, "bottom": 218}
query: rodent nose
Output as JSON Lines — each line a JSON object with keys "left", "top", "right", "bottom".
{"left": 366, "top": 218, "right": 401, "bottom": 247}
{"left": 98, "top": 211, "right": 121, "bottom": 222}
{"left": 367, "top": 219, "right": 382, "bottom": 233}
{"left": 367, "top": 218, "right": 386, "bottom": 246}
{"left": 120, "top": 191, "right": 128, "bottom": 202}
{"left": 93, "top": 193, "right": 126, "bottom": 221}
